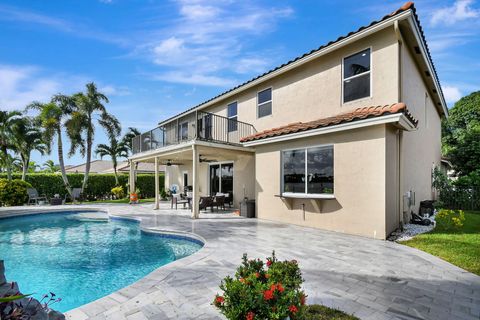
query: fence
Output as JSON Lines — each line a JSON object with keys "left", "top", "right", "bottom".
{"left": 439, "top": 186, "right": 480, "bottom": 211}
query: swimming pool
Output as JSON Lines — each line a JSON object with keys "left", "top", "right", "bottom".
{"left": 0, "top": 211, "right": 203, "bottom": 312}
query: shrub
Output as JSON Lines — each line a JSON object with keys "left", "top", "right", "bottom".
{"left": 0, "top": 173, "right": 163, "bottom": 201}
{"left": 111, "top": 186, "right": 125, "bottom": 199}
{"left": 300, "top": 305, "right": 359, "bottom": 320}
{"left": 213, "top": 251, "right": 306, "bottom": 320}
{"left": 435, "top": 209, "right": 465, "bottom": 231}
{"left": 0, "top": 179, "right": 32, "bottom": 206}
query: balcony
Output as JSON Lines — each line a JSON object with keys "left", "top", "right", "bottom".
{"left": 132, "top": 111, "right": 257, "bottom": 155}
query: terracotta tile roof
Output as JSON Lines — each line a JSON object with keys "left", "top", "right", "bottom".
{"left": 159, "top": 2, "right": 442, "bottom": 125}
{"left": 240, "top": 103, "right": 418, "bottom": 143}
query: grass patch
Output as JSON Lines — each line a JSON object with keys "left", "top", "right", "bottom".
{"left": 403, "top": 210, "right": 480, "bottom": 275}
{"left": 301, "top": 305, "right": 359, "bottom": 320}
{"left": 83, "top": 198, "right": 155, "bottom": 204}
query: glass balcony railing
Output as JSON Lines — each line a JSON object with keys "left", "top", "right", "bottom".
{"left": 132, "top": 111, "right": 256, "bottom": 155}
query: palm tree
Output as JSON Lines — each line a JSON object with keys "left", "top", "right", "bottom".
{"left": 12, "top": 116, "right": 47, "bottom": 180}
{"left": 68, "top": 82, "right": 120, "bottom": 193}
{"left": 43, "top": 159, "right": 60, "bottom": 173}
{"left": 95, "top": 135, "right": 128, "bottom": 185}
{"left": 0, "top": 153, "right": 21, "bottom": 175}
{"left": 121, "top": 127, "right": 140, "bottom": 156}
{"left": 28, "top": 95, "right": 75, "bottom": 197}
{"left": 0, "top": 110, "right": 22, "bottom": 180}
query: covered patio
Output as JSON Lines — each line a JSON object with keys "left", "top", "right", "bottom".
{"left": 128, "top": 140, "right": 255, "bottom": 219}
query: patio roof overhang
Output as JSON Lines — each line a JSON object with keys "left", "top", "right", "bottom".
{"left": 128, "top": 139, "right": 255, "bottom": 163}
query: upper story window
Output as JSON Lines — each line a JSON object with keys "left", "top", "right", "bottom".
{"left": 227, "top": 102, "right": 238, "bottom": 132}
{"left": 257, "top": 88, "right": 272, "bottom": 118}
{"left": 178, "top": 121, "right": 189, "bottom": 141}
{"left": 282, "top": 145, "right": 334, "bottom": 195}
{"left": 343, "top": 48, "right": 371, "bottom": 103}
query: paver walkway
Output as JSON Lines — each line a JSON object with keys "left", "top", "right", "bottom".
{"left": 1, "top": 203, "right": 479, "bottom": 320}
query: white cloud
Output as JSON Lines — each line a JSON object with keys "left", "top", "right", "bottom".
{"left": 99, "top": 85, "right": 131, "bottom": 96}
{"left": 141, "top": 0, "right": 293, "bottom": 86}
{"left": 153, "top": 71, "right": 236, "bottom": 87}
{"left": 0, "top": 65, "right": 62, "bottom": 110}
{"left": 428, "top": 32, "right": 474, "bottom": 53}
{"left": 430, "top": 0, "right": 479, "bottom": 26}
{"left": 443, "top": 85, "right": 463, "bottom": 103}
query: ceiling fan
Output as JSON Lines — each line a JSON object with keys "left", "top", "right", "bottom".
{"left": 199, "top": 155, "right": 217, "bottom": 163}
{"left": 162, "top": 159, "right": 184, "bottom": 166}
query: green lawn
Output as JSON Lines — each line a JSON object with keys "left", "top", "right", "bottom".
{"left": 403, "top": 210, "right": 480, "bottom": 275}
{"left": 84, "top": 198, "right": 155, "bottom": 204}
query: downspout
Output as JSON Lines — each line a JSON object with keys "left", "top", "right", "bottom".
{"left": 394, "top": 21, "right": 404, "bottom": 230}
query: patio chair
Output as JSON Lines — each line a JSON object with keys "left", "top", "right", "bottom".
{"left": 171, "top": 194, "right": 189, "bottom": 209}
{"left": 64, "top": 188, "right": 83, "bottom": 204}
{"left": 216, "top": 192, "right": 233, "bottom": 208}
{"left": 199, "top": 196, "right": 213, "bottom": 211}
{"left": 212, "top": 195, "right": 226, "bottom": 211}
{"left": 27, "top": 188, "right": 47, "bottom": 205}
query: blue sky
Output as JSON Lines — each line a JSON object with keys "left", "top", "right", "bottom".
{"left": 1, "top": 0, "right": 479, "bottom": 166}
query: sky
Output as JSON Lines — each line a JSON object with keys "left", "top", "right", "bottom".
{"left": 0, "top": 0, "right": 479, "bottom": 166}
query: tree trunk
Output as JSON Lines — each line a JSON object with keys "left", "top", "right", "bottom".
{"left": 21, "top": 154, "right": 29, "bottom": 181}
{"left": 57, "top": 130, "right": 73, "bottom": 197}
{"left": 1, "top": 146, "right": 12, "bottom": 181}
{"left": 82, "top": 120, "right": 93, "bottom": 193}
{"left": 113, "top": 159, "right": 119, "bottom": 186}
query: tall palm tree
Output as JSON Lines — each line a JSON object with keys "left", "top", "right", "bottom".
{"left": 95, "top": 135, "right": 128, "bottom": 185}
{"left": 0, "top": 110, "right": 22, "bottom": 180}
{"left": 12, "top": 116, "right": 47, "bottom": 180}
{"left": 43, "top": 159, "right": 60, "bottom": 173}
{"left": 121, "top": 127, "right": 140, "bottom": 156}
{"left": 28, "top": 95, "right": 75, "bottom": 196}
{"left": 68, "top": 82, "right": 120, "bottom": 193}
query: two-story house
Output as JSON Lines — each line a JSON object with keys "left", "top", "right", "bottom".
{"left": 128, "top": 2, "right": 447, "bottom": 239}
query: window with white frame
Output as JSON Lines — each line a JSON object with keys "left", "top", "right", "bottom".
{"left": 177, "top": 122, "right": 189, "bottom": 141}
{"left": 227, "top": 102, "right": 238, "bottom": 132}
{"left": 343, "top": 48, "right": 371, "bottom": 103}
{"left": 282, "top": 145, "right": 334, "bottom": 195}
{"left": 257, "top": 88, "right": 272, "bottom": 118}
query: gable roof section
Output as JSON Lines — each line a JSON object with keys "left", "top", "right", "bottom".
{"left": 159, "top": 2, "right": 445, "bottom": 126}
{"left": 240, "top": 103, "right": 417, "bottom": 143}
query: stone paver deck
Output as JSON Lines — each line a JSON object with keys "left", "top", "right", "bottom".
{"left": 1, "top": 203, "right": 479, "bottom": 320}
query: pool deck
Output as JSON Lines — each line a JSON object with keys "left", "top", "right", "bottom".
{"left": 1, "top": 203, "right": 479, "bottom": 320}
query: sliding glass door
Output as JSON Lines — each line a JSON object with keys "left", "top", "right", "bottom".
{"left": 209, "top": 163, "right": 233, "bottom": 196}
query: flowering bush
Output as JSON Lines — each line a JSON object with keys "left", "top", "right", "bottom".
{"left": 435, "top": 209, "right": 466, "bottom": 231}
{"left": 213, "top": 251, "right": 306, "bottom": 320}
{"left": 111, "top": 186, "right": 125, "bottom": 199}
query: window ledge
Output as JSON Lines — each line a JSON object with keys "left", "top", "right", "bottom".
{"left": 275, "top": 193, "right": 335, "bottom": 200}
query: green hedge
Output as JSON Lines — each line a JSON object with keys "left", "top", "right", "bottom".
{"left": 0, "top": 173, "right": 164, "bottom": 200}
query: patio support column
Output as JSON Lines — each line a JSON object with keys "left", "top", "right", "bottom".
{"left": 154, "top": 157, "right": 160, "bottom": 210}
{"left": 129, "top": 161, "right": 136, "bottom": 194}
{"left": 192, "top": 144, "right": 199, "bottom": 219}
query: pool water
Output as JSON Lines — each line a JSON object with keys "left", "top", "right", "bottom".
{"left": 0, "top": 212, "right": 203, "bottom": 312}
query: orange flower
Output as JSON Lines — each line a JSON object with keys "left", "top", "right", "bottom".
{"left": 265, "top": 274, "right": 270, "bottom": 279}
{"left": 255, "top": 272, "right": 260, "bottom": 278}
{"left": 240, "top": 278, "right": 245, "bottom": 283}
{"left": 263, "top": 289, "right": 274, "bottom": 301}
{"left": 214, "top": 295, "right": 224, "bottom": 306}
{"left": 246, "top": 311, "right": 255, "bottom": 320}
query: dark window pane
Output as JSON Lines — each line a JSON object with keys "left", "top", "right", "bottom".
{"left": 307, "top": 146, "right": 334, "bottom": 194}
{"left": 283, "top": 149, "right": 305, "bottom": 193}
{"left": 344, "top": 49, "right": 370, "bottom": 78}
{"left": 258, "top": 88, "right": 272, "bottom": 104}
{"left": 227, "top": 102, "right": 237, "bottom": 118}
{"left": 228, "top": 116, "right": 238, "bottom": 132}
{"left": 258, "top": 102, "right": 272, "bottom": 118}
{"left": 220, "top": 163, "right": 233, "bottom": 194}
{"left": 343, "top": 73, "right": 370, "bottom": 103}
{"left": 210, "top": 165, "right": 220, "bottom": 195}
{"left": 178, "top": 122, "right": 188, "bottom": 140}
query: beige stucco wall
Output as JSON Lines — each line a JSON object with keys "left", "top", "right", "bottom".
{"left": 254, "top": 125, "right": 389, "bottom": 239}
{"left": 399, "top": 44, "right": 442, "bottom": 220}
{"left": 183, "top": 28, "right": 398, "bottom": 134}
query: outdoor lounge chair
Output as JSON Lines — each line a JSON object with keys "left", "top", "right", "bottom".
{"left": 64, "top": 188, "right": 83, "bottom": 204}
{"left": 27, "top": 188, "right": 47, "bottom": 205}
{"left": 212, "top": 195, "right": 226, "bottom": 211}
{"left": 410, "top": 212, "right": 432, "bottom": 226}
{"left": 199, "top": 196, "right": 213, "bottom": 211}
{"left": 171, "top": 194, "right": 189, "bottom": 209}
